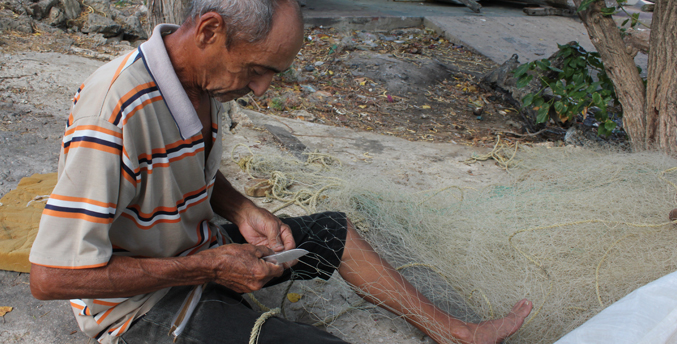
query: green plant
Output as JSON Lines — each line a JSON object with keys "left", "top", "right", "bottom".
{"left": 270, "top": 97, "right": 285, "bottom": 111}
{"left": 513, "top": 42, "right": 621, "bottom": 137}
{"left": 579, "top": 0, "right": 648, "bottom": 31}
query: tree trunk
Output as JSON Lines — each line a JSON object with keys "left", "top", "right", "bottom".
{"left": 147, "top": 0, "right": 191, "bottom": 32}
{"left": 644, "top": 0, "right": 677, "bottom": 155}
{"left": 573, "top": 0, "right": 646, "bottom": 150}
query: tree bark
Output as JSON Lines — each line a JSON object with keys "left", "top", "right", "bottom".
{"left": 147, "top": 0, "right": 191, "bottom": 32}
{"left": 573, "top": 0, "right": 646, "bottom": 150}
{"left": 644, "top": 0, "right": 677, "bottom": 154}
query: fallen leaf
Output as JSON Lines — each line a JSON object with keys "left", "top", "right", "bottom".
{"left": 422, "top": 105, "right": 431, "bottom": 109}
{"left": 287, "top": 293, "right": 302, "bottom": 303}
{"left": 0, "top": 306, "right": 13, "bottom": 316}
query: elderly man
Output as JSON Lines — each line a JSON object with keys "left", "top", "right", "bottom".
{"left": 28, "top": 0, "right": 532, "bottom": 343}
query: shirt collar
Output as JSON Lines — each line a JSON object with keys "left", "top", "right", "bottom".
{"left": 139, "top": 24, "right": 202, "bottom": 139}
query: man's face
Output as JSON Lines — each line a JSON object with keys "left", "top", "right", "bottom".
{"left": 199, "top": 4, "right": 303, "bottom": 102}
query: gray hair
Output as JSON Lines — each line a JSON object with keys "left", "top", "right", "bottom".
{"left": 185, "top": 0, "right": 301, "bottom": 48}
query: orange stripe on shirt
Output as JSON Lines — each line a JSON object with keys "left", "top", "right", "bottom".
{"left": 49, "top": 194, "right": 116, "bottom": 208}
{"left": 95, "top": 307, "right": 115, "bottom": 325}
{"left": 120, "top": 95, "right": 163, "bottom": 126}
{"left": 147, "top": 135, "right": 204, "bottom": 155}
{"left": 119, "top": 213, "right": 183, "bottom": 230}
{"left": 108, "top": 82, "right": 157, "bottom": 124}
{"left": 64, "top": 141, "right": 121, "bottom": 155}
{"left": 42, "top": 209, "right": 114, "bottom": 224}
{"left": 70, "top": 301, "right": 85, "bottom": 310}
{"left": 64, "top": 125, "right": 122, "bottom": 139}
{"left": 186, "top": 224, "right": 212, "bottom": 256}
{"left": 125, "top": 186, "right": 207, "bottom": 217}
{"left": 33, "top": 261, "right": 108, "bottom": 270}
{"left": 110, "top": 51, "right": 135, "bottom": 86}
{"left": 137, "top": 148, "right": 204, "bottom": 175}
{"left": 93, "top": 299, "right": 123, "bottom": 307}
{"left": 115, "top": 316, "right": 134, "bottom": 335}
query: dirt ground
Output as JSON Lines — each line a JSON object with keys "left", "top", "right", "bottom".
{"left": 246, "top": 26, "right": 544, "bottom": 146}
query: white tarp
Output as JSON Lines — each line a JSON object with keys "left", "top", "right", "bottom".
{"left": 555, "top": 270, "right": 677, "bottom": 344}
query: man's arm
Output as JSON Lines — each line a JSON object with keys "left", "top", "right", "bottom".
{"left": 30, "top": 243, "right": 283, "bottom": 300}
{"left": 210, "top": 170, "right": 295, "bottom": 252}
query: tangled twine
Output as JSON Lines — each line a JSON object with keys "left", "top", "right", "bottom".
{"left": 232, "top": 143, "right": 677, "bottom": 342}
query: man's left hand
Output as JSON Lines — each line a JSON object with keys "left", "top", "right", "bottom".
{"left": 236, "top": 204, "right": 296, "bottom": 254}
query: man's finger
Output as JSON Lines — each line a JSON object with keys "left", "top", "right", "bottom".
{"left": 253, "top": 244, "right": 276, "bottom": 257}
{"left": 266, "top": 223, "right": 285, "bottom": 251}
{"left": 279, "top": 224, "right": 296, "bottom": 251}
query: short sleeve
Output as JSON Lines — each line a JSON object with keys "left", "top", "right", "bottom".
{"left": 29, "top": 117, "right": 126, "bottom": 269}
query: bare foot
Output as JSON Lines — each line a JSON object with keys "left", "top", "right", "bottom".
{"left": 451, "top": 299, "right": 533, "bottom": 344}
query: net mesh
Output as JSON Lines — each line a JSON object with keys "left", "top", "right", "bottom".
{"left": 232, "top": 144, "right": 677, "bottom": 344}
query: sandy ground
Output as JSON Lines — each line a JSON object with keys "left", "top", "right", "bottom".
{"left": 0, "top": 48, "right": 507, "bottom": 343}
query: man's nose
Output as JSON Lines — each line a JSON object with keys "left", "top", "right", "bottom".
{"left": 248, "top": 73, "right": 275, "bottom": 97}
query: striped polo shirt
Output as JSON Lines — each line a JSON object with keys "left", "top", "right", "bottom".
{"left": 29, "top": 24, "right": 225, "bottom": 343}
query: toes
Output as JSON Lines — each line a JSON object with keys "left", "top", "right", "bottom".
{"left": 511, "top": 299, "right": 533, "bottom": 318}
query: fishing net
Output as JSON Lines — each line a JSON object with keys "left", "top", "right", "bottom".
{"left": 231, "top": 143, "right": 677, "bottom": 344}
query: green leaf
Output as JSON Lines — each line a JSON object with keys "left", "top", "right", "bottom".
{"left": 554, "top": 101, "right": 564, "bottom": 114}
{"left": 547, "top": 66, "right": 564, "bottom": 73}
{"left": 536, "top": 60, "right": 548, "bottom": 71}
{"left": 516, "top": 74, "right": 533, "bottom": 88}
{"left": 522, "top": 93, "right": 534, "bottom": 108}
{"left": 592, "top": 92, "right": 602, "bottom": 106}
{"left": 578, "top": 0, "right": 597, "bottom": 12}
{"left": 534, "top": 97, "right": 545, "bottom": 107}
{"left": 604, "top": 120, "right": 617, "bottom": 131}
{"left": 537, "top": 104, "right": 551, "bottom": 123}
{"left": 622, "top": 19, "right": 629, "bottom": 27}
{"left": 512, "top": 63, "right": 530, "bottom": 78}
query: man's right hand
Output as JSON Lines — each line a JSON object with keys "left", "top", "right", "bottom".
{"left": 195, "top": 244, "right": 284, "bottom": 293}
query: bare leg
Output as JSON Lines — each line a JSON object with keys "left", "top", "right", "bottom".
{"left": 338, "top": 220, "right": 532, "bottom": 344}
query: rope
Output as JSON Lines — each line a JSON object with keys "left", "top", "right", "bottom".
{"left": 231, "top": 144, "right": 344, "bottom": 215}
{"left": 249, "top": 308, "right": 280, "bottom": 344}
{"left": 464, "top": 136, "right": 520, "bottom": 170}
{"left": 246, "top": 293, "right": 270, "bottom": 312}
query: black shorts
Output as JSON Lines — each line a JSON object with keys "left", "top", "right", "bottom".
{"left": 119, "top": 212, "right": 349, "bottom": 344}
{"left": 221, "top": 211, "right": 349, "bottom": 284}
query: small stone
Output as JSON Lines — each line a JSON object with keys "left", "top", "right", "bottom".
{"left": 82, "top": 13, "right": 122, "bottom": 38}
{"left": 473, "top": 107, "right": 484, "bottom": 116}
{"left": 47, "top": 7, "right": 66, "bottom": 26}
{"left": 313, "top": 61, "right": 324, "bottom": 66}
{"left": 121, "top": 15, "right": 147, "bottom": 40}
{"left": 61, "top": 0, "right": 81, "bottom": 20}
{"left": 669, "top": 208, "right": 677, "bottom": 222}
{"left": 291, "top": 110, "right": 315, "bottom": 121}
{"left": 30, "top": 0, "right": 59, "bottom": 19}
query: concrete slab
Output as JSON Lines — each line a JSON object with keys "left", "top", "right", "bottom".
{"left": 302, "top": 0, "right": 650, "bottom": 69}
{"left": 0, "top": 270, "right": 90, "bottom": 344}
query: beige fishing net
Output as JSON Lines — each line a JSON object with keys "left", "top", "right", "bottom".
{"left": 232, "top": 144, "right": 677, "bottom": 344}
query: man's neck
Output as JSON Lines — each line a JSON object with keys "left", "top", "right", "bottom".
{"left": 163, "top": 27, "right": 208, "bottom": 114}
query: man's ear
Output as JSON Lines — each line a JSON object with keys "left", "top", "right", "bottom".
{"left": 194, "top": 12, "right": 225, "bottom": 49}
